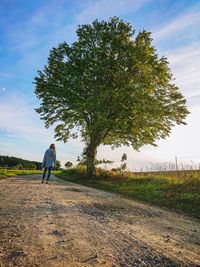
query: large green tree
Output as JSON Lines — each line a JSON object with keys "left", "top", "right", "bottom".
{"left": 35, "top": 17, "right": 189, "bottom": 178}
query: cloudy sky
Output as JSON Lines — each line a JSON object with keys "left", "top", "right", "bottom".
{"left": 0, "top": 0, "right": 200, "bottom": 170}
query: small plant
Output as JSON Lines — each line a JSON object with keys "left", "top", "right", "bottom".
{"left": 65, "top": 161, "right": 73, "bottom": 169}
{"left": 120, "top": 153, "right": 127, "bottom": 171}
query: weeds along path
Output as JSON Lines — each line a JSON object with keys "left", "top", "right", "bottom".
{"left": 0, "top": 174, "right": 199, "bottom": 267}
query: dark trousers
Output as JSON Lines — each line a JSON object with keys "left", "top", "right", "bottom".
{"left": 42, "top": 166, "right": 53, "bottom": 181}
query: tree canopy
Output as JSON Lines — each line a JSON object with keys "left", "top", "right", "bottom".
{"left": 35, "top": 17, "right": 189, "bottom": 177}
{"left": 55, "top": 160, "right": 61, "bottom": 170}
{"left": 65, "top": 161, "right": 73, "bottom": 168}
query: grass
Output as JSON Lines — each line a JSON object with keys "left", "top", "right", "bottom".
{"left": 56, "top": 168, "right": 200, "bottom": 220}
{"left": 0, "top": 168, "right": 62, "bottom": 179}
{"left": 0, "top": 168, "right": 44, "bottom": 179}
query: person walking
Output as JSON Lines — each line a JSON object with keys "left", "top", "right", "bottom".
{"left": 41, "top": 143, "right": 56, "bottom": 184}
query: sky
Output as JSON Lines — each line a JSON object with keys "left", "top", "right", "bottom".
{"left": 0, "top": 0, "right": 200, "bottom": 170}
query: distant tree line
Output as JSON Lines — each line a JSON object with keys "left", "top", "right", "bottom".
{"left": 0, "top": 155, "right": 61, "bottom": 170}
{"left": 0, "top": 155, "right": 41, "bottom": 170}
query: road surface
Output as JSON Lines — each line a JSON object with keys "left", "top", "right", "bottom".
{"left": 0, "top": 175, "right": 200, "bottom": 266}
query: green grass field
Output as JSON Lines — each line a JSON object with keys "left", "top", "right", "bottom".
{"left": 56, "top": 168, "right": 200, "bottom": 219}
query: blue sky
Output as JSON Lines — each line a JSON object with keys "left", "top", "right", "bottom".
{"left": 0, "top": 0, "right": 200, "bottom": 170}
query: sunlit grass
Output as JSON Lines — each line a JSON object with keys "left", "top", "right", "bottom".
{"left": 0, "top": 168, "right": 43, "bottom": 178}
{"left": 0, "top": 169, "right": 63, "bottom": 179}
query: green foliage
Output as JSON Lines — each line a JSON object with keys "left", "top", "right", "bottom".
{"left": 65, "top": 161, "right": 73, "bottom": 168}
{"left": 120, "top": 163, "right": 127, "bottom": 171}
{"left": 35, "top": 17, "right": 189, "bottom": 176}
{"left": 77, "top": 154, "right": 113, "bottom": 167}
{"left": 55, "top": 160, "right": 61, "bottom": 170}
{"left": 95, "top": 159, "right": 114, "bottom": 165}
{"left": 120, "top": 153, "right": 127, "bottom": 171}
{"left": 121, "top": 153, "right": 127, "bottom": 162}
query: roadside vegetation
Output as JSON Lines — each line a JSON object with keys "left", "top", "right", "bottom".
{"left": 56, "top": 167, "right": 200, "bottom": 219}
{"left": 0, "top": 168, "right": 61, "bottom": 179}
{"left": 0, "top": 168, "right": 42, "bottom": 179}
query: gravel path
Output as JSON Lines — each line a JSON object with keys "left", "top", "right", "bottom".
{"left": 0, "top": 174, "right": 200, "bottom": 267}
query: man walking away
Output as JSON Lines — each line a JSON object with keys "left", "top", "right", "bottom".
{"left": 41, "top": 144, "right": 56, "bottom": 184}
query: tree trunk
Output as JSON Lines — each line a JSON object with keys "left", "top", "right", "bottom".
{"left": 86, "top": 145, "right": 97, "bottom": 178}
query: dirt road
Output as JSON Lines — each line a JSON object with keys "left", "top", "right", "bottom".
{"left": 0, "top": 175, "right": 199, "bottom": 267}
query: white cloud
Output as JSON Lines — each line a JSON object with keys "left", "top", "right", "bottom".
{"left": 165, "top": 42, "right": 200, "bottom": 102}
{"left": 4, "top": 2, "right": 76, "bottom": 72}
{"left": 187, "top": 94, "right": 200, "bottom": 108}
{"left": 0, "top": 91, "right": 84, "bottom": 163}
{"left": 153, "top": 9, "right": 200, "bottom": 42}
{"left": 14, "top": 4, "right": 53, "bottom": 50}
{"left": 7, "top": 1, "right": 73, "bottom": 53}
{"left": 77, "top": 0, "right": 150, "bottom": 23}
{"left": 0, "top": 92, "right": 53, "bottom": 141}
{"left": 0, "top": 72, "right": 13, "bottom": 79}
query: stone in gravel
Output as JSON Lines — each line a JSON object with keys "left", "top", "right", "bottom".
{"left": 141, "top": 245, "right": 148, "bottom": 249}
{"left": 6, "top": 249, "right": 26, "bottom": 260}
{"left": 52, "top": 230, "right": 62, "bottom": 236}
{"left": 165, "top": 234, "right": 170, "bottom": 238}
{"left": 139, "top": 261, "right": 147, "bottom": 267}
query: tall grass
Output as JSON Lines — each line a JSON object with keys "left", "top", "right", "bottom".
{"left": 143, "top": 161, "right": 200, "bottom": 172}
